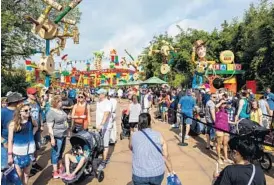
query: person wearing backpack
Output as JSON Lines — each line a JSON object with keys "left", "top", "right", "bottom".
{"left": 235, "top": 92, "right": 250, "bottom": 122}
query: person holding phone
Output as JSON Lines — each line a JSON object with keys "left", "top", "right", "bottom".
{"left": 46, "top": 95, "right": 68, "bottom": 179}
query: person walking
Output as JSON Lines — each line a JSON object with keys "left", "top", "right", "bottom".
{"left": 128, "top": 95, "right": 142, "bottom": 133}
{"left": 129, "top": 113, "right": 173, "bottom": 185}
{"left": 96, "top": 89, "right": 112, "bottom": 171}
{"left": 178, "top": 89, "right": 196, "bottom": 140}
{"left": 108, "top": 92, "right": 118, "bottom": 144}
{"left": 205, "top": 94, "right": 217, "bottom": 149}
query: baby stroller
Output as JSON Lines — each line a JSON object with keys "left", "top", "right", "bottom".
{"left": 62, "top": 130, "right": 105, "bottom": 184}
{"left": 120, "top": 109, "right": 130, "bottom": 140}
{"left": 235, "top": 119, "right": 273, "bottom": 171}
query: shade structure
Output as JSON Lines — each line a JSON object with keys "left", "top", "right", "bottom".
{"left": 116, "top": 81, "right": 127, "bottom": 86}
{"left": 127, "top": 80, "right": 143, "bottom": 86}
{"left": 141, "top": 76, "right": 167, "bottom": 84}
{"left": 99, "top": 83, "right": 110, "bottom": 87}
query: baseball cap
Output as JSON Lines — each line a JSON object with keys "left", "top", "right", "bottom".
{"left": 27, "top": 87, "right": 37, "bottom": 95}
{"left": 97, "top": 88, "right": 107, "bottom": 95}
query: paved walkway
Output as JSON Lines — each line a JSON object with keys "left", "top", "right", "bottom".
{"left": 29, "top": 100, "right": 274, "bottom": 185}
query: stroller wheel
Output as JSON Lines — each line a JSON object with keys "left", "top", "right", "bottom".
{"left": 120, "top": 133, "right": 124, "bottom": 140}
{"left": 259, "top": 152, "right": 272, "bottom": 171}
{"left": 97, "top": 170, "right": 104, "bottom": 182}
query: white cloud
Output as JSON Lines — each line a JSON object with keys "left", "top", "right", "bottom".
{"left": 25, "top": 0, "right": 259, "bottom": 72}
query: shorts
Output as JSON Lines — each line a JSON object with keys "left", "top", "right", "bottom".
{"left": 216, "top": 131, "right": 229, "bottom": 137}
{"left": 161, "top": 107, "right": 168, "bottom": 113}
{"left": 102, "top": 129, "right": 111, "bottom": 148}
{"left": 34, "top": 130, "right": 41, "bottom": 150}
{"left": 205, "top": 122, "right": 214, "bottom": 135}
{"left": 14, "top": 154, "right": 33, "bottom": 169}
{"left": 185, "top": 118, "right": 192, "bottom": 125}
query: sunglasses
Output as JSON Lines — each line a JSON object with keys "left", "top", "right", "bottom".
{"left": 78, "top": 96, "right": 84, "bottom": 99}
{"left": 21, "top": 108, "right": 31, "bottom": 113}
{"left": 212, "top": 96, "right": 217, "bottom": 99}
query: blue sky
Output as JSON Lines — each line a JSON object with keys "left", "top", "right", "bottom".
{"left": 29, "top": 0, "right": 260, "bottom": 71}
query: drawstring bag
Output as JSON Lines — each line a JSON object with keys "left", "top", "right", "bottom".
{"left": 167, "top": 173, "right": 182, "bottom": 185}
{"left": 1, "top": 165, "right": 23, "bottom": 185}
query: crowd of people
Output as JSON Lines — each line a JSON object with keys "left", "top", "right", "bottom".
{"left": 1, "top": 84, "right": 273, "bottom": 185}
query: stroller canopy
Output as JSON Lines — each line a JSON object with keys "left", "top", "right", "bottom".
{"left": 70, "top": 130, "right": 99, "bottom": 151}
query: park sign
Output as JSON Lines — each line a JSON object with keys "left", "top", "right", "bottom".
{"left": 220, "top": 50, "right": 234, "bottom": 64}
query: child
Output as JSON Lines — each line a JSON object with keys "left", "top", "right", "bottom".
{"left": 61, "top": 145, "right": 90, "bottom": 181}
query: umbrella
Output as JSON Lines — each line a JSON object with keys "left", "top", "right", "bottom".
{"left": 141, "top": 76, "right": 167, "bottom": 84}
{"left": 116, "top": 81, "right": 127, "bottom": 86}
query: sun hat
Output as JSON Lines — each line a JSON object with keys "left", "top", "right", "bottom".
{"left": 6, "top": 92, "right": 26, "bottom": 104}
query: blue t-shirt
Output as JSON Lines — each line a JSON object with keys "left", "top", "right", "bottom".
{"left": 1, "top": 107, "right": 15, "bottom": 140}
{"left": 69, "top": 89, "right": 77, "bottom": 99}
{"left": 179, "top": 95, "right": 196, "bottom": 117}
{"left": 24, "top": 100, "right": 41, "bottom": 126}
{"left": 266, "top": 92, "right": 274, "bottom": 111}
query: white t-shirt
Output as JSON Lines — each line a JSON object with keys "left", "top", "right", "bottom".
{"left": 96, "top": 99, "right": 112, "bottom": 129}
{"left": 129, "top": 103, "right": 142, "bottom": 123}
{"left": 118, "top": 89, "right": 123, "bottom": 97}
{"left": 144, "top": 94, "right": 150, "bottom": 109}
{"left": 109, "top": 98, "right": 117, "bottom": 113}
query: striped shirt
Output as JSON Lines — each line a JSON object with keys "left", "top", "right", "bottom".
{"left": 13, "top": 121, "right": 35, "bottom": 155}
{"left": 131, "top": 128, "right": 165, "bottom": 177}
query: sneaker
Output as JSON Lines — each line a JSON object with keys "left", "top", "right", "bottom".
{"left": 97, "top": 161, "right": 107, "bottom": 171}
{"left": 60, "top": 173, "right": 68, "bottom": 179}
{"left": 224, "top": 159, "right": 234, "bottom": 164}
{"left": 52, "top": 171, "right": 60, "bottom": 179}
{"left": 179, "top": 133, "right": 182, "bottom": 137}
{"left": 184, "top": 135, "right": 190, "bottom": 140}
{"left": 65, "top": 174, "right": 76, "bottom": 181}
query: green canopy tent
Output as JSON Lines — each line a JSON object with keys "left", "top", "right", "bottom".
{"left": 141, "top": 76, "right": 167, "bottom": 85}
{"left": 126, "top": 80, "right": 143, "bottom": 86}
{"left": 99, "top": 83, "right": 110, "bottom": 87}
{"left": 116, "top": 81, "right": 127, "bottom": 87}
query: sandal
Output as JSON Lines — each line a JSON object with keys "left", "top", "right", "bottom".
{"left": 65, "top": 174, "right": 76, "bottom": 181}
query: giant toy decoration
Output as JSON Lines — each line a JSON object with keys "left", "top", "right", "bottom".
{"left": 24, "top": 0, "right": 82, "bottom": 86}
{"left": 148, "top": 40, "right": 177, "bottom": 75}
{"left": 93, "top": 51, "right": 104, "bottom": 70}
{"left": 124, "top": 49, "right": 144, "bottom": 80}
{"left": 191, "top": 40, "right": 215, "bottom": 89}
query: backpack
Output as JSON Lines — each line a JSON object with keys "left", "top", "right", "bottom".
{"left": 245, "top": 99, "right": 252, "bottom": 114}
